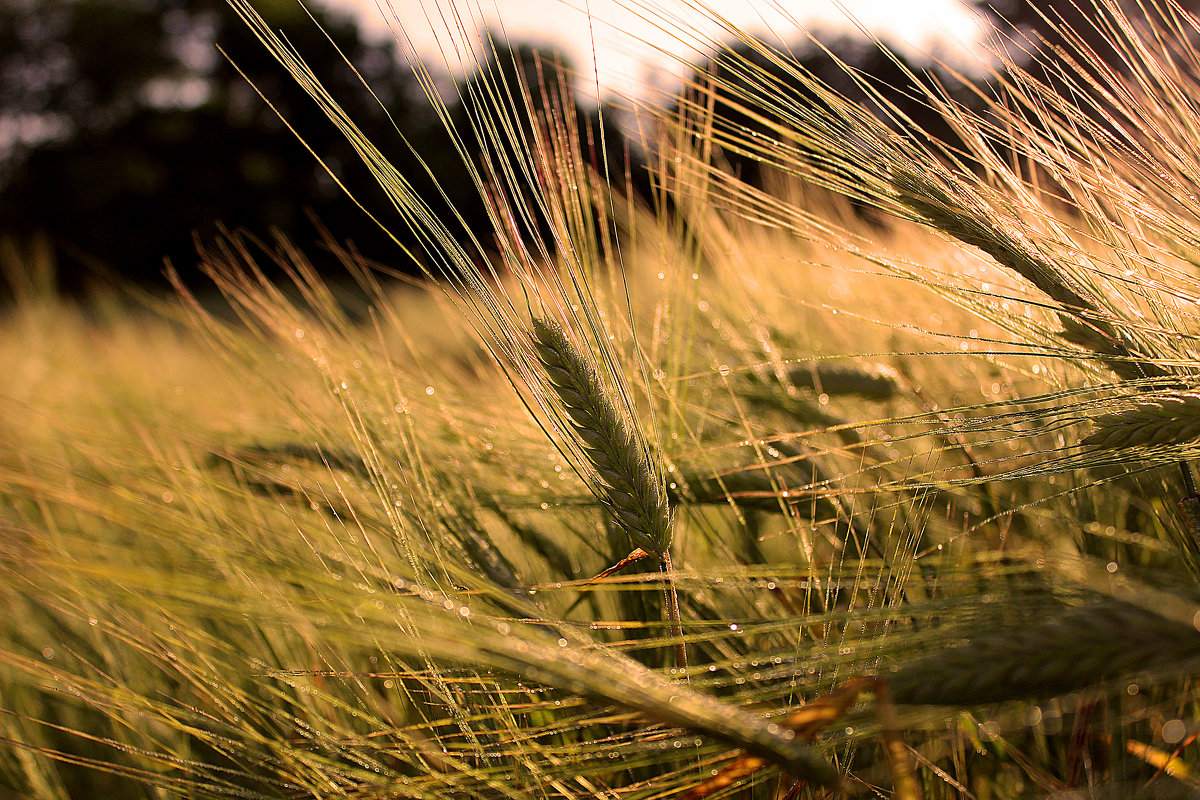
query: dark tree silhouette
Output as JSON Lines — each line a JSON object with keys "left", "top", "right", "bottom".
{"left": 0, "top": 0, "right": 475, "bottom": 291}
{"left": 0, "top": 1, "right": 656, "bottom": 293}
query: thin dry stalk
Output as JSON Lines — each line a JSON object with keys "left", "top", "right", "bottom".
{"left": 679, "top": 678, "right": 868, "bottom": 800}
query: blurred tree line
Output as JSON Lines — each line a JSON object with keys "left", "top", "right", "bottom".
{"left": 681, "top": 0, "right": 1197, "bottom": 197}
{"left": 0, "top": 0, "right": 474, "bottom": 289}
{"left": 0, "top": 0, "right": 1181, "bottom": 292}
{"left": 0, "top": 0, "right": 646, "bottom": 292}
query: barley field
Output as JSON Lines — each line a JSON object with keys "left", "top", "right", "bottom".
{"left": 4, "top": 1, "right": 1200, "bottom": 798}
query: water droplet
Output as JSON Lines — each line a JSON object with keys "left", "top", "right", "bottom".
{"left": 1163, "top": 719, "right": 1187, "bottom": 744}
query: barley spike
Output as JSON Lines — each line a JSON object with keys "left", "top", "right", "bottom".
{"left": 888, "top": 599, "right": 1200, "bottom": 705}
{"left": 531, "top": 316, "right": 671, "bottom": 557}
{"left": 1082, "top": 396, "right": 1200, "bottom": 451}
{"left": 892, "top": 169, "right": 1167, "bottom": 383}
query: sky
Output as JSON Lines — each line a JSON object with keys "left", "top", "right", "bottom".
{"left": 322, "top": 0, "right": 992, "bottom": 103}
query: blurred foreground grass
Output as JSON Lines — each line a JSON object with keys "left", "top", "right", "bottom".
{"left": 6, "top": 1, "right": 1200, "bottom": 797}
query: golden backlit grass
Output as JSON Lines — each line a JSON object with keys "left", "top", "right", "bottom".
{"left": 6, "top": 1, "right": 1200, "bottom": 797}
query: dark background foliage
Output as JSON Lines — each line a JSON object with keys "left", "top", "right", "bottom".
{"left": 0, "top": 0, "right": 1179, "bottom": 293}
{"left": 0, "top": 0, "right": 477, "bottom": 290}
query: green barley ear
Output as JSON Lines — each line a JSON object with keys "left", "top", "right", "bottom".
{"left": 1082, "top": 396, "right": 1200, "bottom": 451}
{"left": 888, "top": 598, "right": 1200, "bottom": 705}
{"left": 531, "top": 316, "right": 671, "bottom": 558}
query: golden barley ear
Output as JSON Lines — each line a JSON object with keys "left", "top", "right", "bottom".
{"left": 891, "top": 168, "right": 1166, "bottom": 383}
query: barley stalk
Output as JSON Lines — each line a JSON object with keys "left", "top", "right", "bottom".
{"left": 888, "top": 599, "right": 1200, "bottom": 705}
{"left": 1082, "top": 396, "right": 1200, "bottom": 450}
{"left": 531, "top": 316, "right": 671, "bottom": 557}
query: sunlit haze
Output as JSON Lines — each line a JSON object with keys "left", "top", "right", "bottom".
{"left": 324, "top": 0, "right": 991, "bottom": 103}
